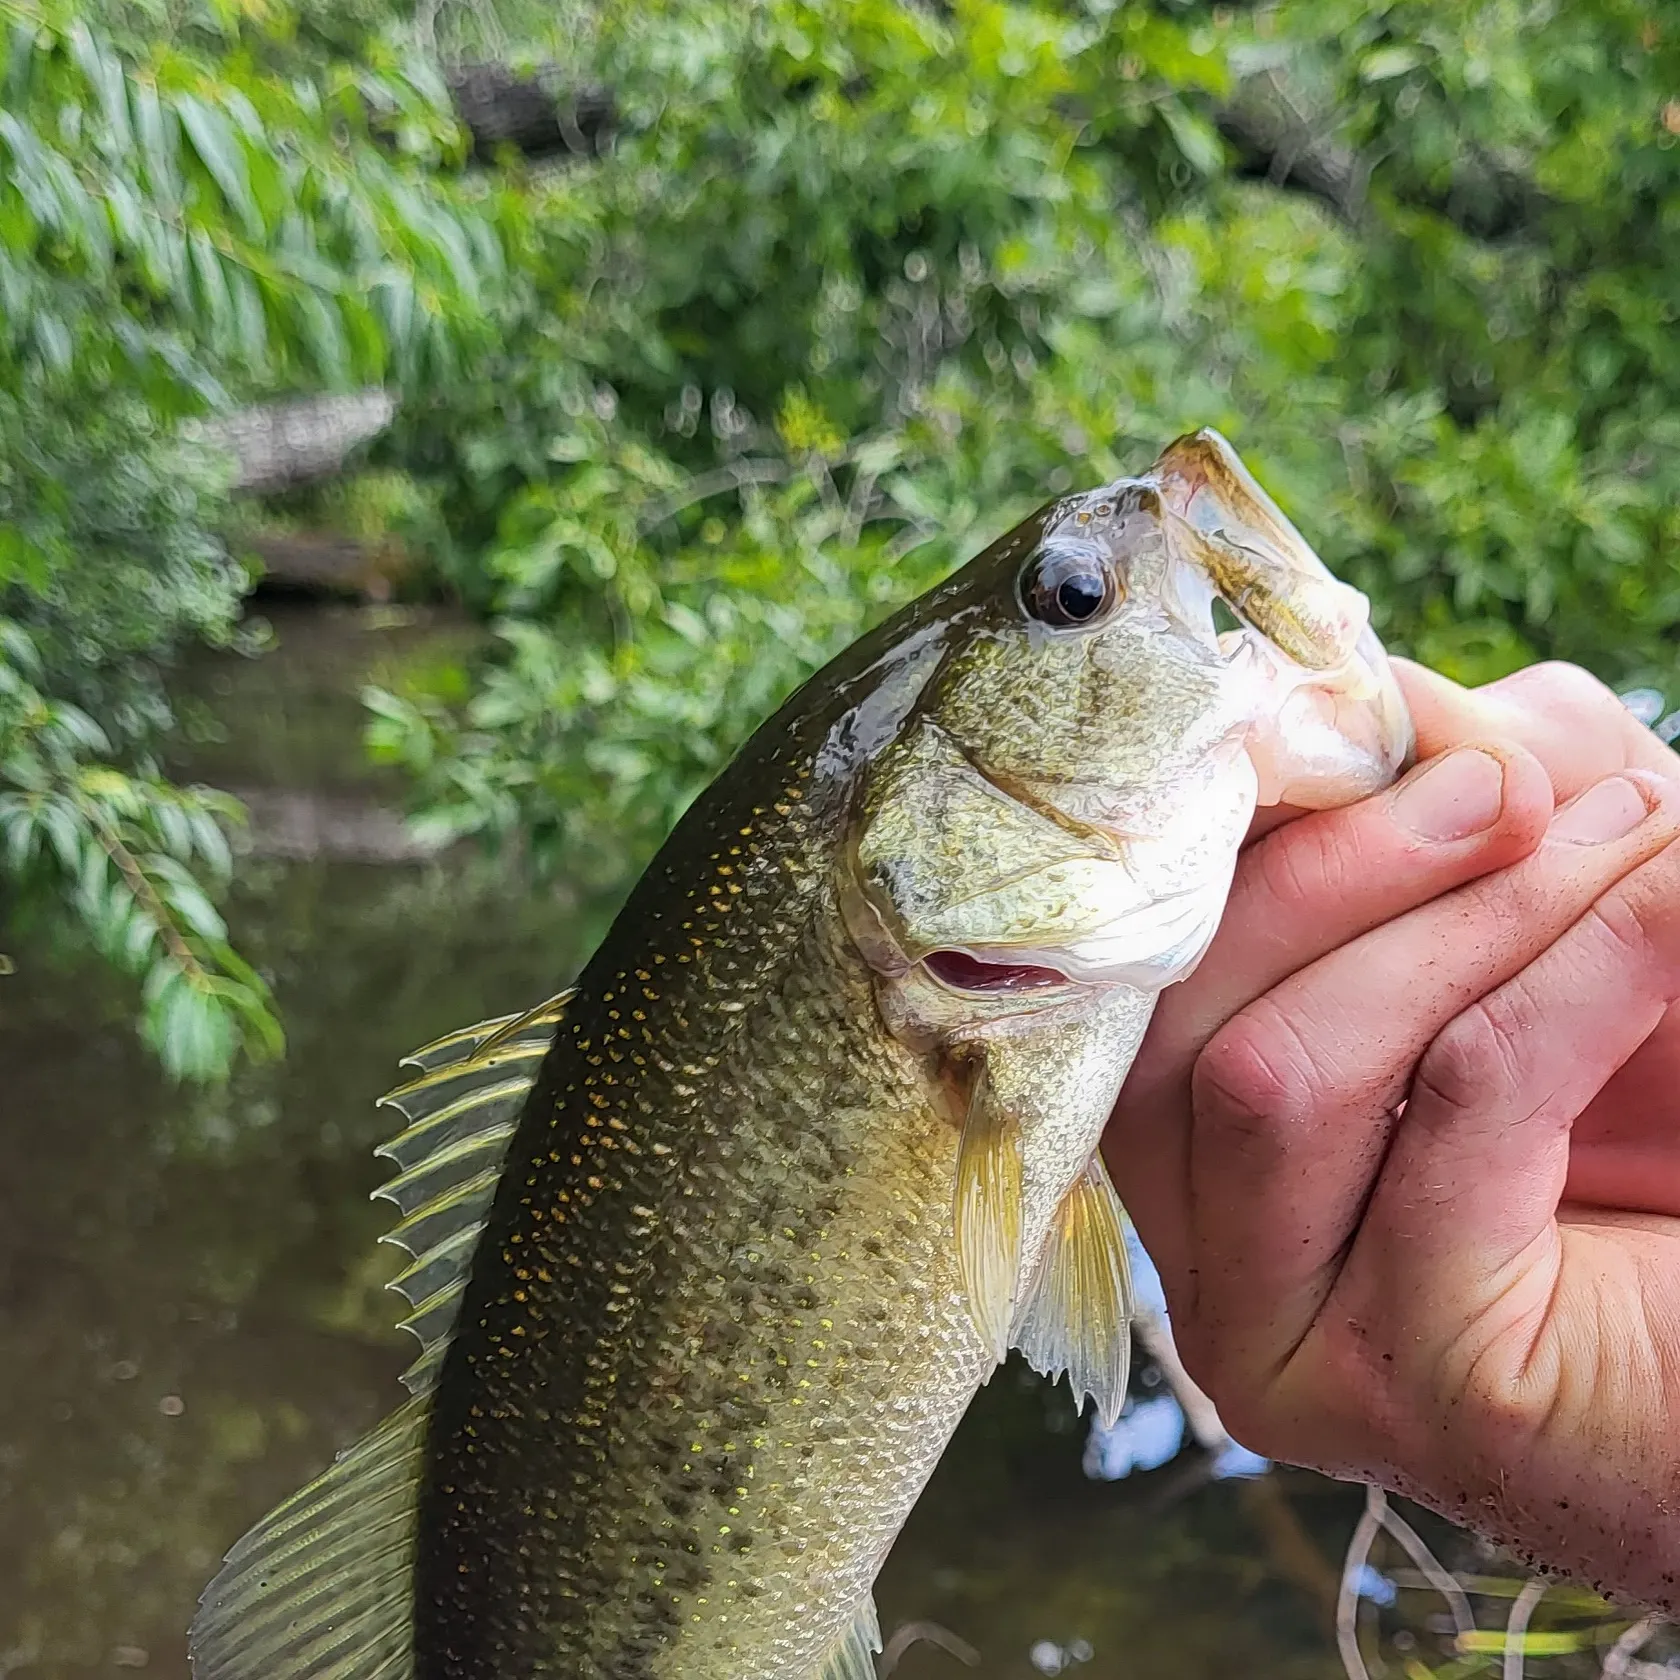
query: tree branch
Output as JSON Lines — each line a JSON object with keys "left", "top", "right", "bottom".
{"left": 1214, "top": 71, "right": 1550, "bottom": 241}
{"left": 73, "top": 793, "right": 207, "bottom": 980}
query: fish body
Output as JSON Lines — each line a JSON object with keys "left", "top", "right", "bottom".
{"left": 190, "top": 432, "right": 1412, "bottom": 1680}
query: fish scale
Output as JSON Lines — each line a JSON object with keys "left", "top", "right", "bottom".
{"left": 189, "top": 430, "right": 1412, "bottom": 1680}
{"left": 414, "top": 735, "right": 991, "bottom": 1680}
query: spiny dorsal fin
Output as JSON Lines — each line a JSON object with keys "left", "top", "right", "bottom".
{"left": 952, "top": 1062, "right": 1023, "bottom": 1365}
{"left": 818, "top": 1595, "right": 882, "bottom": 1680}
{"left": 1012, "top": 1152, "right": 1134, "bottom": 1428}
{"left": 375, "top": 989, "right": 570, "bottom": 1394}
{"left": 188, "top": 993, "right": 569, "bottom": 1680}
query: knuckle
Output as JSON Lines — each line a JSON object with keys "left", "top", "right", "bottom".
{"left": 1193, "top": 1002, "right": 1322, "bottom": 1140}
{"left": 1501, "top": 659, "right": 1622, "bottom": 720}
{"left": 1582, "top": 888, "right": 1654, "bottom": 971}
{"left": 1413, "top": 990, "right": 1532, "bottom": 1117}
{"left": 1585, "top": 846, "right": 1680, "bottom": 994}
{"left": 1158, "top": 1331, "right": 1280, "bottom": 1451}
{"left": 1195, "top": 1331, "right": 1391, "bottom": 1470}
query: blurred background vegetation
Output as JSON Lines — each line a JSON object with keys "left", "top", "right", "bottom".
{"left": 3, "top": 0, "right": 1678, "bottom": 1074}
{"left": 4, "top": 5, "right": 1679, "bottom": 1671}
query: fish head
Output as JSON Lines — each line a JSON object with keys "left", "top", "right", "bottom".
{"left": 827, "top": 429, "right": 1415, "bottom": 1386}
{"left": 837, "top": 431, "right": 1414, "bottom": 1380}
{"left": 844, "top": 429, "right": 1412, "bottom": 1017}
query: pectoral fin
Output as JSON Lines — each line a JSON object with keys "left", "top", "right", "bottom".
{"left": 954, "top": 1062, "right": 1024, "bottom": 1363}
{"left": 1012, "top": 1152, "right": 1134, "bottom": 1427}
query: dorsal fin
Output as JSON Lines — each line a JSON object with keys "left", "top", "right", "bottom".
{"left": 188, "top": 991, "right": 569, "bottom": 1680}
{"left": 375, "top": 990, "right": 570, "bottom": 1393}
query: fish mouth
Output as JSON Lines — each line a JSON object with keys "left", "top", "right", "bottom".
{"left": 921, "top": 949, "right": 1074, "bottom": 995}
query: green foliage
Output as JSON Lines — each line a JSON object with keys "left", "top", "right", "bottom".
{"left": 12, "top": 0, "right": 1680, "bottom": 1061}
{"left": 0, "top": 0, "right": 501, "bottom": 1074}
{"left": 368, "top": 0, "right": 1680, "bottom": 880}
{"left": 0, "top": 1, "right": 495, "bottom": 395}
{"left": 0, "top": 619, "right": 281, "bottom": 1078}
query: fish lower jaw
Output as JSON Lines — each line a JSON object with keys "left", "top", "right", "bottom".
{"left": 921, "top": 890, "right": 1226, "bottom": 998}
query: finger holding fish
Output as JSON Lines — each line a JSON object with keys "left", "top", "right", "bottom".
{"left": 1148, "top": 777, "right": 1680, "bottom": 1612}
{"left": 1109, "top": 736, "right": 1557, "bottom": 1292}
{"left": 1401, "top": 656, "right": 1680, "bottom": 797}
{"left": 1182, "top": 770, "right": 1680, "bottom": 1426}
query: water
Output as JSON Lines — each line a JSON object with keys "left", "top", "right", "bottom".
{"left": 0, "top": 605, "right": 1374, "bottom": 1680}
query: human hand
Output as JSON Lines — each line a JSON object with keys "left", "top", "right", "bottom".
{"left": 1106, "top": 659, "right": 1680, "bottom": 1607}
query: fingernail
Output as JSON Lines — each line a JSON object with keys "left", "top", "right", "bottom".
{"left": 1549, "top": 775, "right": 1651, "bottom": 845}
{"left": 1390, "top": 748, "right": 1506, "bottom": 842}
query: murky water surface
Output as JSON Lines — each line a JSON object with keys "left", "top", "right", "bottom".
{"left": 0, "top": 606, "right": 1380, "bottom": 1680}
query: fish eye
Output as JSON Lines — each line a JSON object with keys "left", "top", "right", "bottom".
{"left": 1018, "top": 544, "right": 1121, "bottom": 629}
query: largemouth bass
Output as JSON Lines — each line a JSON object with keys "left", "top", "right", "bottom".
{"left": 191, "top": 431, "right": 1411, "bottom": 1680}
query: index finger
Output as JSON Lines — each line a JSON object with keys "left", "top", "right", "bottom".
{"left": 1246, "top": 658, "right": 1680, "bottom": 848}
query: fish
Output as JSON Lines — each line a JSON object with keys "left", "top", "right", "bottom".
{"left": 189, "top": 429, "right": 1412, "bottom": 1680}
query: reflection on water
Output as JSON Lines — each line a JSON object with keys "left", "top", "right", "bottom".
{"left": 0, "top": 605, "right": 1372, "bottom": 1680}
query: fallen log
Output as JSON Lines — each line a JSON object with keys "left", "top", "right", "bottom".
{"left": 188, "top": 391, "right": 397, "bottom": 495}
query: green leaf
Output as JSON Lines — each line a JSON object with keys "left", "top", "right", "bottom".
{"left": 1361, "top": 45, "right": 1426, "bottom": 82}
{"left": 130, "top": 77, "right": 180, "bottom": 207}
{"left": 1159, "top": 99, "right": 1224, "bottom": 176}
{"left": 176, "top": 95, "right": 262, "bottom": 237}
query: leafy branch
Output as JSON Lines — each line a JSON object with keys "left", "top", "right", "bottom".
{"left": 0, "top": 621, "right": 281, "bottom": 1081}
